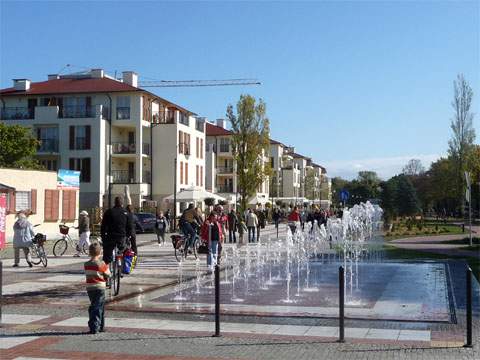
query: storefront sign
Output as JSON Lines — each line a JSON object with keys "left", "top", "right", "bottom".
{"left": 57, "top": 169, "right": 80, "bottom": 189}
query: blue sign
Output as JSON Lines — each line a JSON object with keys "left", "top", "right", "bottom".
{"left": 340, "top": 189, "right": 350, "bottom": 202}
{"left": 57, "top": 169, "right": 80, "bottom": 189}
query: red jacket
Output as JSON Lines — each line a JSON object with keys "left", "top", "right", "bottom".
{"left": 288, "top": 211, "right": 300, "bottom": 222}
{"left": 200, "top": 220, "right": 224, "bottom": 243}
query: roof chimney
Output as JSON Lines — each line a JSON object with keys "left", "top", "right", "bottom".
{"left": 48, "top": 74, "right": 60, "bottom": 80}
{"left": 216, "top": 118, "right": 227, "bottom": 129}
{"left": 90, "top": 69, "right": 104, "bottom": 78}
{"left": 13, "top": 79, "right": 31, "bottom": 91}
{"left": 122, "top": 71, "right": 138, "bottom": 87}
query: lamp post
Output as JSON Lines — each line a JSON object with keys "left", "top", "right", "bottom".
{"left": 173, "top": 156, "right": 177, "bottom": 231}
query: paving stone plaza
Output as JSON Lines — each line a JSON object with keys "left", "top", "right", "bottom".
{"left": 1, "top": 224, "right": 479, "bottom": 359}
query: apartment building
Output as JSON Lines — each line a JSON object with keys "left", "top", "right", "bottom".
{"left": 269, "top": 139, "right": 300, "bottom": 199}
{"left": 0, "top": 69, "right": 205, "bottom": 209}
{"left": 205, "top": 120, "right": 269, "bottom": 206}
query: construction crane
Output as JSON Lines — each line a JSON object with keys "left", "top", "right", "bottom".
{"left": 138, "top": 78, "right": 261, "bottom": 88}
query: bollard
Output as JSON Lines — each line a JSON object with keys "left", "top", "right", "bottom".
{"left": 465, "top": 267, "right": 473, "bottom": 348}
{"left": 276, "top": 222, "right": 279, "bottom": 239}
{"left": 462, "top": 223, "right": 465, "bottom": 233}
{"left": 213, "top": 264, "right": 221, "bottom": 337}
{"left": 338, "top": 266, "right": 345, "bottom": 343}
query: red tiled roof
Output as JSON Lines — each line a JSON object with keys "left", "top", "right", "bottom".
{"left": 206, "top": 122, "right": 232, "bottom": 136}
{"left": 0, "top": 77, "right": 140, "bottom": 96}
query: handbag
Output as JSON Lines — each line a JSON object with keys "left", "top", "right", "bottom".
{"left": 198, "top": 243, "right": 209, "bottom": 254}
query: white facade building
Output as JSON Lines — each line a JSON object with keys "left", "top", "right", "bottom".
{"left": 0, "top": 69, "right": 205, "bottom": 210}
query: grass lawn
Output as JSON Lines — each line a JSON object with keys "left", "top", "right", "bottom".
{"left": 384, "top": 224, "right": 465, "bottom": 240}
{"left": 383, "top": 244, "right": 480, "bottom": 281}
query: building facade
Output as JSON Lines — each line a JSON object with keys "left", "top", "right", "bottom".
{"left": 0, "top": 69, "right": 205, "bottom": 209}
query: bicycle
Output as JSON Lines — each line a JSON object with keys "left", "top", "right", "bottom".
{"left": 108, "top": 246, "right": 123, "bottom": 296}
{"left": 30, "top": 225, "right": 48, "bottom": 267}
{"left": 171, "top": 232, "right": 200, "bottom": 262}
{"left": 53, "top": 224, "right": 87, "bottom": 257}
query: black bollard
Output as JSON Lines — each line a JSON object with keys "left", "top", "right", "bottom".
{"left": 465, "top": 267, "right": 473, "bottom": 348}
{"left": 213, "top": 264, "right": 221, "bottom": 337}
{"left": 338, "top": 266, "right": 345, "bottom": 343}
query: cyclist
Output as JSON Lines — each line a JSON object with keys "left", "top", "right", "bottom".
{"left": 100, "top": 196, "right": 132, "bottom": 264}
{"left": 75, "top": 210, "right": 91, "bottom": 257}
{"left": 180, "top": 203, "right": 202, "bottom": 252}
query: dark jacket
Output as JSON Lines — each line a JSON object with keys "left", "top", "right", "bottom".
{"left": 101, "top": 206, "right": 132, "bottom": 242}
{"left": 127, "top": 212, "right": 142, "bottom": 235}
{"left": 227, "top": 212, "right": 238, "bottom": 229}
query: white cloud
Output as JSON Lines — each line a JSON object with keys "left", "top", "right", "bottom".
{"left": 322, "top": 154, "right": 443, "bottom": 180}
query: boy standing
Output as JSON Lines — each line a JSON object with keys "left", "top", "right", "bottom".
{"left": 84, "top": 242, "right": 110, "bottom": 334}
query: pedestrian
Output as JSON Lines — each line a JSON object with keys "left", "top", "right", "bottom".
{"left": 12, "top": 211, "right": 34, "bottom": 268}
{"left": 156, "top": 211, "right": 168, "bottom": 246}
{"left": 256, "top": 208, "right": 266, "bottom": 242}
{"left": 164, "top": 209, "right": 171, "bottom": 232}
{"left": 288, "top": 206, "right": 301, "bottom": 234}
{"left": 272, "top": 207, "right": 280, "bottom": 230}
{"left": 84, "top": 242, "right": 111, "bottom": 334}
{"left": 201, "top": 212, "right": 223, "bottom": 270}
{"left": 75, "top": 210, "right": 91, "bottom": 257}
{"left": 227, "top": 208, "right": 238, "bottom": 243}
{"left": 126, "top": 205, "right": 141, "bottom": 255}
{"left": 246, "top": 209, "right": 258, "bottom": 243}
{"left": 238, "top": 217, "right": 247, "bottom": 244}
{"left": 100, "top": 196, "right": 132, "bottom": 264}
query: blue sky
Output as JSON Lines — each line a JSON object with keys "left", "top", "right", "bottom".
{"left": 1, "top": 1, "right": 479, "bottom": 179}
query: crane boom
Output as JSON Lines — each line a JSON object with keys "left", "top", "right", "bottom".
{"left": 139, "top": 78, "right": 261, "bottom": 88}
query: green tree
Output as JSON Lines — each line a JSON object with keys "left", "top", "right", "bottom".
{"left": 357, "top": 171, "right": 381, "bottom": 199}
{"left": 448, "top": 74, "right": 476, "bottom": 214}
{"left": 0, "top": 123, "right": 41, "bottom": 169}
{"left": 227, "top": 95, "right": 270, "bottom": 212}
{"left": 402, "top": 159, "right": 425, "bottom": 176}
{"left": 304, "top": 168, "right": 316, "bottom": 200}
{"left": 394, "top": 175, "right": 420, "bottom": 216}
{"left": 428, "top": 157, "right": 457, "bottom": 215}
{"left": 380, "top": 178, "right": 399, "bottom": 222}
{"left": 331, "top": 176, "right": 349, "bottom": 207}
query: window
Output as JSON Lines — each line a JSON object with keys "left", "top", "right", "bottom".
{"left": 200, "top": 139, "right": 204, "bottom": 159}
{"left": 179, "top": 112, "right": 189, "bottom": 125}
{"left": 62, "top": 190, "right": 76, "bottom": 221}
{"left": 62, "top": 97, "right": 91, "bottom": 118}
{"left": 69, "top": 158, "right": 91, "bottom": 182}
{"left": 196, "top": 165, "right": 199, "bottom": 186}
{"left": 200, "top": 166, "right": 203, "bottom": 187}
{"left": 185, "top": 162, "right": 189, "bottom": 185}
{"left": 69, "top": 125, "right": 91, "bottom": 150}
{"left": 196, "top": 137, "right": 199, "bottom": 158}
{"left": 15, "top": 191, "right": 31, "bottom": 212}
{"left": 36, "top": 127, "right": 59, "bottom": 152}
{"left": 39, "top": 159, "right": 58, "bottom": 171}
{"left": 220, "top": 138, "right": 230, "bottom": 152}
{"left": 178, "top": 131, "right": 184, "bottom": 154}
{"left": 116, "top": 96, "right": 130, "bottom": 119}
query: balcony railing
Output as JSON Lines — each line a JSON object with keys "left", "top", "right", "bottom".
{"left": 217, "top": 184, "right": 234, "bottom": 193}
{"left": 142, "top": 170, "right": 151, "bottom": 183}
{"left": 38, "top": 139, "right": 59, "bottom": 153}
{"left": 217, "top": 166, "right": 234, "bottom": 174}
{"left": 60, "top": 106, "right": 94, "bottom": 118}
{"left": 166, "top": 111, "right": 175, "bottom": 124}
{"left": 142, "top": 143, "right": 151, "bottom": 156}
{"left": 219, "top": 144, "right": 230, "bottom": 153}
{"left": 1, "top": 107, "right": 33, "bottom": 120}
{"left": 112, "top": 170, "right": 135, "bottom": 183}
{"left": 116, "top": 107, "right": 130, "bottom": 120}
{"left": 112, "top": 142, "right": 136, "bottom": 154}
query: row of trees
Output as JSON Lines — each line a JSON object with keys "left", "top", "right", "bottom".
{"left": 332, "top": 74, "right": 479, "bottom": 221}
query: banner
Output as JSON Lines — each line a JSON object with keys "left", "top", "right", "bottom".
{"left": 0, "top": 194, "right": 6, "bottom": 250}
{"left": 57, "top": 169, "right": 80, "bottom": 189}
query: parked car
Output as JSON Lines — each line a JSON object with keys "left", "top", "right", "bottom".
{"left": 136, "top": 212, "right": 157, "bottom": 233}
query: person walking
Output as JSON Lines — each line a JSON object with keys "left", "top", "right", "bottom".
{"left": 246, "top": 209, "right": 258, "bottom": 243}
{"left": 164, "top": 209, "right": 171, "bottom": 232}
{"left": 227, "top": 209, "right": 238, "bottom": 243}
{"left": 100, "top": 196, "right": 132, "bottom": 264}
{"left": 288, "top": 206, "right": 301, "bottom": 234}
{"left": 201, "top": 212, "right": 223, "bottom": 270}
{"left": 272, "top": 207, "right": 280, "bottom": 230}
{"left": 256, "top": 208, "right": 266, "bottom": 242}
{"left": 75, "top": 210, "right": 91, "bottom": 257}
{"left": 126, "top": 205, "right": 141, "bottom": 255}
{"left": 155, "top": 211, "right": 168, "bottom": 246}
{"left": 12, "top": 211, "right": 34, "bottom": 268}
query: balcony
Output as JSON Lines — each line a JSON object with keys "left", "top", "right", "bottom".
{"left": 179, "top": 113, "right": 189, "bottom": 126}
{"left": 217, "top": 166, "right": 234, "bottom": 174}
{"left": 195, "top": 118, "right": 205, "bottom": 132}
{"left": 38, "top": 139, "right": 59, "bottom": 153}
{"left": 1, "top": 107, "right": 33, "bottom": 120}
{"left": 60, "top": 105, "right": 94, "bottom": 118}
{"left": 112, "top": 170, "right": 135, "bottom": 183}
{"left": 217, "top": 184, "right": 234, "bottom": 193}
{"left": 112, "top": 142, "right": 135, "bottom": 154}
{"left": 116, "top": 107, "right": 130, "bottom": 120}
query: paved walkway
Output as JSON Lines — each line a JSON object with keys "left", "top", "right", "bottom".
{"left": 390, "top": 226, "right": 480, "bottom": 259}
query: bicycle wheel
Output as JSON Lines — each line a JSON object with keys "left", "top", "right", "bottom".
{"left": 38, "top": 246, "right": 48, "bottom": 267}
{"left": 53, "top": 239, "right": 68, "bottom": 257}
{"left": 112, "top": 259, "right": 121, "bottom": 296}
{"left": 193, "top": 238, "right": 199, "bottom": 260}
{"left": 29, "top": 245, "right": 42, "bottom": 265}
{"left": 174, "top": 245, "right": 183, "bottom": 262}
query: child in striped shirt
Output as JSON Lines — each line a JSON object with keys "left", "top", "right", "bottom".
{"left": 84, "top": 242, "right": 110, "bottom": 334}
